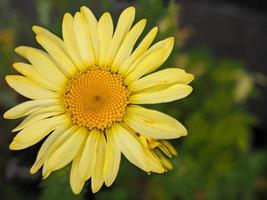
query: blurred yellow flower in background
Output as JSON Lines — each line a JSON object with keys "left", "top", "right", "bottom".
{"left": 3, "top": 6, "right": 193, "bottom": 194}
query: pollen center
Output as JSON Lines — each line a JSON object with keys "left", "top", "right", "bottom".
{"left": 64, "top": 68, "right": 130, "bottom": 130}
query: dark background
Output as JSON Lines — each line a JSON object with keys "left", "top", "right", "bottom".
{"left": 177, "top": 0, "right": 267, "bottom": 148}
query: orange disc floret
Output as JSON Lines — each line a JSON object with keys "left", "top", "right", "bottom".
{"left": 64, "top": 67, "right": 130, "bottom": 130}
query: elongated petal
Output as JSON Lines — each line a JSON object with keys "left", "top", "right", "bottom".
{"left": 125, "top": 37, "right": 174, "bottom": 84}
{"left": 30, "top": 124, "right": 70, "bottom": 174}
{"left": 162, "top": 141, "right": 178, "bottom": 156}
{"left": 12, "top": 109, "right": 63, "bottom": 132}
{"left": 110, "top": 123, "right": 149, "bottom": 172}
{"left": 70, "top": 146, "right": 86, "bottom": 194}
{"left": 62, "top": 13, "right": 86, "bottom": 70}
{"left": 124, "top": 105, "right": 187, "bottom": 139}
{"left": 42, "top": 125, "right": 78, "bottom": 178}
{"left": 137, "top": 136, "right": 163, "bottom": 172}
{"left": 111, "top": 19, "right": 146, "bottom": 72}
{"left": 91, "top": 133, "right": 106, "bottom": 193}
{"left": 78, "top": 129, "right": 99, "bottom": 182}
{"left": 36, "top": 34, "right": 77, "bottom": 77}
{"left": 145, "top": 150, "right": 165, "bottom": 173}
{"left": 3, "top": 99, "right": 59, "bottom": 119}
{"left": 123, "top": 35, "right": 166, "bottom": 77}
{"left": 157, "top": 152, "right": 173, "bottom": 171}
{"left": 107, "top": 7, "right": 135, "bottom": 66}
{"left": 128, "top": 68, "right": 194, "bottom": 92}
{"left": 15, "top": 47, "right": 67, "bottom": 90}
{"left": 130, "top": 84, "right": 193, "bottom": 104}
{"left": 119, "top": 27, "right": 158, "bottom": 75}
{"left": 73, "top": 12, "right": 95, "bottom": 67}
{"left": 45, "top": 127, "right": 87, "bottom": 173}
{"left": 6, "top": 75, "right": 59, "bottom": 99}
{"left": 103, "top": 129, "right": 121, "bottom": 187}
{"left": 13, "top": 63, "right": 61, "bottom": 92}
{"left": 97, "top": 12, "right": 113, "bottom": 67}
{"left": 32, "top": 25, "right": 66, "bottom": 52}
{"left": 10, "top": 115, "right": 69, "bottom": 150}
{"left": 12, "top": 104, "right": 65, "bottom": 132}
{"left": 81, "top": 6, "right": 99, "bottom": 63}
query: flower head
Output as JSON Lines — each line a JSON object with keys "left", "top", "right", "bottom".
{"left": 4, "top": 6, "right": 194, "bottom": 194}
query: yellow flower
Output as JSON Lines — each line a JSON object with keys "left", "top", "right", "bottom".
{"left": 4, "top": 6, "right": 194, "bottom": 194}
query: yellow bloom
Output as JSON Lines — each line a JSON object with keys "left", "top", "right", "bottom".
{"left": 4, "top": 6, "right": 194, "bottom": 194}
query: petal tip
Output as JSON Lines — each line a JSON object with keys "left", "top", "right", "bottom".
{"left": 5, "top": 75, "right": 12, "bottom": 84}
{"left": 64, "top": 12, "right": 72, "bottom": 18}
{"left": 71, "top": 183, "right": 83, "bottom": 195}
{"left": 32, "top": 25, "right": 41, "bottom": 34}
{"left": 80, "top": 5, "right": 89, "bottom": 10}
{"left": 187, "top": 86, "right": 193, "bottom": 94}
{"left": 104, "top": 181, "right": 113, "bottom": 187}
{"left": 167, "top": 37, "right": 175, "bottom": 46}
{"left": 9, "top": 141, "right": 19, "bottom": 150}
{"left": 3, "top": 111, "right": 10, "bottom": 119}
{"left": 30, "top": 165, "right": 38, "bottom": 174}
{"left": 191, "top": 74, "right": 195, "bottom": 81}
{"left": 152, "top": 26, "right": 159, "bottom": 33}
{"left": 123, "top": 6, "right": 136, "bottom": 15}
{"left": 12, "top": 62, "right": 19, "bottom": 69}
{"left": 14, "top": 46, "right": 26, "bottom": 55}
{"left": 103, "top": 12, "right": 111, "bottom": 17}
{"left": 42, "top": 170, "right": 51, "bottom": 179}
{"left": 181, "top": 129, "right": 188, "bottom": 136}
{"left": 140, "top": 19, "right": 147, "bottom": 25}
{"left": 91, "top": 184, "right": 100, "bottom": 194}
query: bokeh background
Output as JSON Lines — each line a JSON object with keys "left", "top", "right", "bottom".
{"left": 0, "top": 0, "right": 267, "bottom": 199}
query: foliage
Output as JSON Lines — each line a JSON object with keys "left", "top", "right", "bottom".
{"left": 40, "top": 166, "right": 85, "bottom": 200}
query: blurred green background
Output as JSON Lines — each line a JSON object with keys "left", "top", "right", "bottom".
{"left": 0, "top": 0, "right": 266, "bottom": 199}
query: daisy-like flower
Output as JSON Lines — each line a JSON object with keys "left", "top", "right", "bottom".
{"left": 4, "top": 6, "right": 194, "bottom": 194}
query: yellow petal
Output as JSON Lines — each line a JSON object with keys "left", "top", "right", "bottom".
{"left": 10, "top": 115, "right": 69, "bottom": 150}
{"left": 81, "top": 6, "right": 99, "bottom": 63}
{"left": 73, "top": 12, "right": 95, "bottom": 67}
{"left": 36, "top": 34, "right": 77, "bottom": 77}
{"left": 129, "top": 84, "right": 193, "bottom": 104}
{"left": 124, "top": 105, "right": 187, "bottom": 139}
{"left": 12, "top": 108, "right": 63, "bottom": 132}
{"left": 119, "top": 27, "right": 158, "bottom": 75}
{"left": 110, "top": 123, "right": 149, "bottom": 172}
{"left": 62, "top": 13, "right": 86, "bottom": 70}
{"left": 30, "top": 124, "right": 69, "bottom": 174}
{"left": 111, "top": 19, "right": 146, "bottom": 72}
{"left": 13, "top": 62, "right": 63, "bottom": 92}
{"left": 97, "top": 12, "right": 113, "bottom": 67}
{"left": 106, "top": 7, "right": 135, "bottom": 66}
{"left": 150, "top": 141, "right": 172, "bottom": 158}
{"left": 78, "top": 129, "right": 99, "bottom": 182}
{"left": 144, "top": 150, "right": 164, "bottom": 173}
{"left": 103, "top": 129, "right": 121, "bottom": 187}
{"left": 32, "top": 25, "right": 66, "bottom": 52}
{"left": 5, "top": 75, "right": 59, "bottom": 99}
{"left": 45, "top": 127, "right": 87, "bottom": 173}
{"left": 124, "top": 37, "right": 174, "bottom": 84}
{"left": 42, "top": 125, "right": 78, "bottom": 178}
{"left": 15, "top": 47, "right": 67, "bottom": 89}
{"left": 91, "top": 133, "right": 106, "bottom": 193}
{"left": 128, "top": 68, "right": 194, "bottom": 92}
{"left": 3, "top": 99, "right": 59, "bottom": 119}
{"left": 70, "top": 147, "right": 86, "bottom": 195}
{"left": 157, "top": 152, "right": 173, "bottom": 171}
{"left": 162, "top": 141, "right": 178, "bottom": 156}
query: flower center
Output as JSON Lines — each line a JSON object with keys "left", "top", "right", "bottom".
{"left": 63, "top": 68, "right": 130, "bottom": 130}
